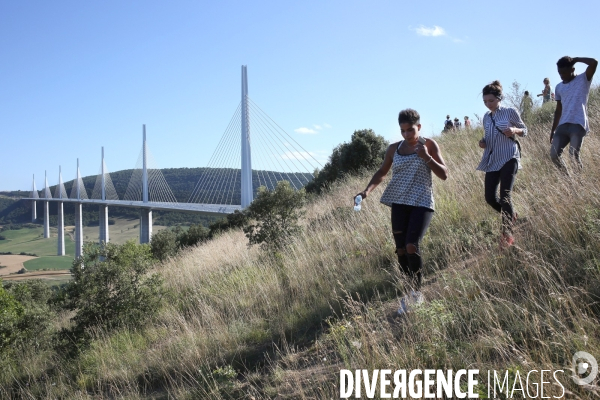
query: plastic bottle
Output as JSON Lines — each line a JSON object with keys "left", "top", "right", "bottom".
{"left": 354, "top": 195, "right": 362, "bottom": 211}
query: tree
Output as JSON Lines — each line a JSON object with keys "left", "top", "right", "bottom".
{"left": 61, "top": 241, "right": 164, "bottom": 348}
{"left": 244, "top": 181, "right": 307, "bottom": 248}
{"left": 150, "top": 228, "right": 179, "bottom": 261}
{"left": 305, "top": 129, "right": 388, "bottom": 194}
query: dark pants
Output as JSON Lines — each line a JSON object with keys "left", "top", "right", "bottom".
{"left": 551, "top": 123, "right": 586, "bottom": 171}
{"left": 391, "top": 203, "right": 434, "bottom": 289}
{"left": 484, "top": 158, "right": 518, "bottom": 234}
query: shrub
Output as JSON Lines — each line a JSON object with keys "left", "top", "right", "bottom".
{"left": 2, "top": 280, "right": 55, "bottom": 353}
{"left": 244, "top": 181, "right": 307, "bottom": 248}
{"left": 60, "top": 241, "right": 165, "bottom": 349}
{"left": 208, "top": 210, "right": 249, "bottom": 237}
{"left": 177, "top": 223, "right": 209, "bottom": 248}
{"left": 305, "top": 129, "right": 388, "bottom": 194}
{"left": 0, "top": 282, "right": 23, "bottom": 354}
{"left": 150, "top": 228, "right": 179, "bottom": 261}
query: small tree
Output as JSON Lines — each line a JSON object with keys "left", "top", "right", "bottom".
{"left": 305, "top": 129, "right": 388, "bottom": 194}
{"left": 61, "top": 241, "right": 164, "bottom": 348}
{"left": 150, "top": 228, "right": 178, "bottom": 261}
{"left": 177, "top": 224, "right": 209, "bottom": 248}
{"left": 0, "top": 282, "right": 23, "bottom": 355}
{"left": 244, "top": 181, "right": 307, "bottom": 248}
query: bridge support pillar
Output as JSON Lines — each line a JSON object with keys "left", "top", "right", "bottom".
{"left": 32, "top": 200, "right": 37, "bottom": 222}
{"left": 43, "top": 201, "right": 50, "bottom": 238}
{"left": 57, "top": 202, "right": 65, "bottom": 256}
{"left": 75, "top": 203, "right": 83, "bottom": 258}
{"left": 140, "top": 209, "right": 152, "bottom": 244}
{"left": 99, "top": 205, "right": 109, "bottom": 244}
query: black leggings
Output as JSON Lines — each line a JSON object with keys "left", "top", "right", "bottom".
{"left": 484, "top": 158, "right": 518, "bottom": 234}
{"left": 391, "top": 203, "right": 434, "bottom": 289}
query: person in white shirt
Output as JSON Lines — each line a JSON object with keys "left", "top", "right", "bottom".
{"left": 550, "top": 56, "right": 597, "bottom": 171}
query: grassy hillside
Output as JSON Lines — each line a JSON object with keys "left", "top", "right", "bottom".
{"left": 2, "top": 92, "right": 600, "bottom": 398}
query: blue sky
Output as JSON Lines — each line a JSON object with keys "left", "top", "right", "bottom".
{"left": 1, "top": 0, "right": 598, "bottom": 191}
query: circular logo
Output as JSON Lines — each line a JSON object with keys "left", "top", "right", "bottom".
{"left": 572, "top": 351, "right": 598, "bottom": 385}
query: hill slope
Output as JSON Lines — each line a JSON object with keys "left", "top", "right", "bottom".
{"left": 3, "top": 92, "right": 600, "bottom": 398}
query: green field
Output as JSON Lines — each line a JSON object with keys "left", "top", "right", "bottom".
{"left": 0, "top": 219, "right": 168, "bottom": 272}
{"left": 0, "top": 226, "right": 75, "bottom": 272}
{"left": 23, "top": 256, "right": 74, "bottom": 271}
{"left": 0, "top": 226, "right": 75, "bottom": 256}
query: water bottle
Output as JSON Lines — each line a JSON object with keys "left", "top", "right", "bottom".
{"left": 354, "top": 195, "right": 362, "bottom": 211}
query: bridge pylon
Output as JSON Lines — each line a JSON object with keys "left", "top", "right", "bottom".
{"left": 140, "top": 125, "right": 152, "bottom": 244}
{"left": 43, "top": 171, "right": 51, "bottom": 239}
{"left": 241, "top": 65, "right": 253, "bottom": 208}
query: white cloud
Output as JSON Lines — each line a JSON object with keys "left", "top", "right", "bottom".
{"left": 294, "top": 127, "right": 318, "bottom": 135}
{"left": 414, "top": 25, "right": 446, "bottom": 37}
{"left": 323, "top": 123, "right": 332, "bottom": 128}
{"left": 313, "top": 124, "right": 322, "bottom": 130}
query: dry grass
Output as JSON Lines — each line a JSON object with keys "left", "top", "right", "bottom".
{"left": 3, "top": 90, "right": 600, "bottom": 399}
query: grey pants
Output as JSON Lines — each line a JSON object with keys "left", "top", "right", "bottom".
{"left": 551, "top": 123, "right": 587, "bottom": 170}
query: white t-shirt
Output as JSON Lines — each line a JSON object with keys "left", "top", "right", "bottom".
{"left": 555, "top": 73, "right": 592, "bottom": 132}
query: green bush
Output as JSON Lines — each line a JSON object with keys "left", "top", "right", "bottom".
{"left": 305, "top": 129, "right": 388, "bottom": 194}
{"left": 150, "top": 228, "right": 179, "bottom": 261}
{"left": 60, "top": 241, "right": 165, "bottom": 349}
{"left": 243, "top": 181, "right": 307, "bottom": 248}
{"left": 208, "top": 210, "right": 249, "bottom": 237}
{"left": 0, "top": 282, "right": 24, "bottom": 355}
{"left": 2, "top": 280, "right": 55, "bottom": 354}
{"left": 177, "top": 223, "right": 209, "bottom": 248}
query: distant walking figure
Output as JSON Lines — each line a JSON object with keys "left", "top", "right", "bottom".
{"left": 520, "top": 91, "right": 534, "bottom": 122}
{"left": 537, "top": 78, "right": 553, "bottom": 103}
{"left": 444, "top": 115, "right": 454, "bottom": 132}
{"left": 476, "top": 81, "right": 527, "bottom": 248}
{"left": 453, "top": 118, "right": 462, "bottom": 130}
{"left": 356, "top": 109, "right": 448, "bottom": 315}
{"left": 550, "top": 56, "right": 597, "bottom": 171}
{"left": 464, "top": 116, "right": 471, "bottom": 129}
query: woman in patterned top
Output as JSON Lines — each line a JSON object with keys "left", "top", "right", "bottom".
{"left": 355, "top": 109, "right": 448, "bottom": 315}
{"left": 537, "top": 78, "right": 552, "bottom": 103}
{"left": 477, "top": 80, "right": 527, "bottom": 248}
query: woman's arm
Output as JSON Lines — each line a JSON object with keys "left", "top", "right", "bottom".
{"left": 416, "top": 139, "right": 448, "bottom": 180}
{"left": 504, "top": 108, "right": 527, "bottom": 137}
{"left": 356, "top": 143, "right": 396, "bottom": 200}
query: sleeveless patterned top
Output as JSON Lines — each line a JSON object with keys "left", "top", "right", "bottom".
{"left": 380, "top": 140, "right": 434, "bottom": 210}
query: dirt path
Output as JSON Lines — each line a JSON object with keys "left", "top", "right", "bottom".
{"left": 1, "top": 270, "right": 71, "bottom": 281}
{"left": 0, "top": 255, "right": 37, "bottom": 275}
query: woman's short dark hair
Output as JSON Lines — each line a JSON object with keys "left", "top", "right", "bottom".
{"left": 398, "top": 109, "right": 420, "bottom": 125}
{"left": 557, "top": 56, "right": 575, "bottom": 68}
{"left": 482, "top": 80, "right": 503, "bottom": 99}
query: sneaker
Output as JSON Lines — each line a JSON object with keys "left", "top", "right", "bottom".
{"left": 410, "top": 290, "right": 425, "bottom": 304}
{"left": 397, "top": 291, "right": 425, "bottom": 315}
{"left": 397, "top": 296, "right": 409, "bottom": 316}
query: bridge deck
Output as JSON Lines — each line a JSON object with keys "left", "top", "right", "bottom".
{"left": 23, "top": 198, "right": 242, "bottom": 215}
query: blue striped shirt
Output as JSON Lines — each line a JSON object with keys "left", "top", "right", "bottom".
{"left": 476, "top": 106, "right": 527, "bottom": 172}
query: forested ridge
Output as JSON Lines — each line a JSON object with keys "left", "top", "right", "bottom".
{"left": 0, "top": 167, "right": 312, "bottom": 227}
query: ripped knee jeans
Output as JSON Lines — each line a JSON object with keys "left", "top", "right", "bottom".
{"left": 391, "top": 203, "right": 434, "bottom": 289}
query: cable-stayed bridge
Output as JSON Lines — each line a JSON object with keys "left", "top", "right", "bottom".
{"left": 24, "top": 66, "right": 321, "bottom": 258}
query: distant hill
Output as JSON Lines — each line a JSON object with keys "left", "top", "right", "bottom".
{"left": 0, "top": 168, "right": 313, "bottom": 227}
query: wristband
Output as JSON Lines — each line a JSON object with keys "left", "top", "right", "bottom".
{"left": 426, "top": 156, "right": 433, "bottom": 164}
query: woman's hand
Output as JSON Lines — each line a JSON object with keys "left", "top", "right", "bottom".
{"left": 502, "top": 127, "right": 517, "bottom": 138}
{"left": 354, "top": 191, "right": 367, "bottom": 205}
{"left": 415, "top": 143, "right": 430, "bottom": 160}
{"left": 479, "top": 138, "right": 486, "bottom": 149}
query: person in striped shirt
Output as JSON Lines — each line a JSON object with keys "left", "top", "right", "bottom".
{"left": 476, "top": 81, "right": 527, "bottom": 248}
